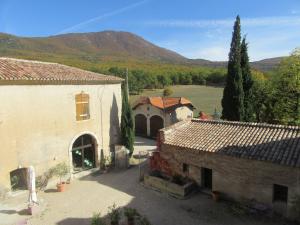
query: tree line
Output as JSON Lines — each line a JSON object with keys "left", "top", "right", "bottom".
{"left": 222, "top": 16, "right": 299, "bottom": 126}
{"left": 104, "top": 66, "right": 226, "bottom": 94}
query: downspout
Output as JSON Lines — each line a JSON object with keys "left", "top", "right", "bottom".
{"left": 98, "top": 85, "right": 106, "bottom": 158}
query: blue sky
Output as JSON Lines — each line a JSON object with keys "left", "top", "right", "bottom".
{"left": 0, "top": 0, "right": 299, "bottom": 61}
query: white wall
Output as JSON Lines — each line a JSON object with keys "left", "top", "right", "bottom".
{"left": 133, "top": 104, "right": 193, "bottom": 136}
{"left": 0, "top": 84, "right": 121, "bottom": 189}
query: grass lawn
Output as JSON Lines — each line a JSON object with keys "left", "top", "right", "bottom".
{"left": 130, "top": 85, "right": 224, "bottom": 116}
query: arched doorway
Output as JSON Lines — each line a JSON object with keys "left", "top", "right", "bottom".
{"left": 150, "top": 115, "right": 164, "bottom": 138}
{"left": 71, "top": 134, "right": 96, "bottom": 172}
{"left": 135, "top": 114, "right": 147, "bottom": 137}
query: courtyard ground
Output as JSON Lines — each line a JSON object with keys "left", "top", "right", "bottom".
{"left": 0, "top": 137, "right": 296, "bottom": 225}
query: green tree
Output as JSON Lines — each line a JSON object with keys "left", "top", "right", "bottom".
{"left": 252, "top": 77, "right": 276, "bottom": 123}
{"left": 163, "top": 87, "right": 173, "bottom": 96}
{"left": 222, "top": 15, "right": 244, "bottom": 121}
{"left": 241, "top": 37, "right": 254, "bottom": 121}
{"left": 272, "top": 52, "right": 300, "bottom": 125}
{"left": 121, "top": 81, "right": 134, "bottom": 156}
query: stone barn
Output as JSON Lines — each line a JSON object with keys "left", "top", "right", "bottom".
{"left": 158, "top": 119, "right": 300, "bottom": 219}
{"left": 0, "top": 58, "right": 123, "bottom": 193}
{"left": 132, "top": 96, "right": 194, "bottom": 138}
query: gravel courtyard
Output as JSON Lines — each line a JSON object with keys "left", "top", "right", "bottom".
{"left": 1, "top": 137, "right": 296, "bottom": 225}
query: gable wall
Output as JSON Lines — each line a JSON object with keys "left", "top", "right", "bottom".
{"left": 0, "top": 84, "right": 121, "bottom": 190}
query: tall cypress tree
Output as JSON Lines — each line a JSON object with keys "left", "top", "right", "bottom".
{"left": 121, "top": 80, "right": 134, "bottom": 156}
{"left": 241, "top": 37, "right": 254, "bottom": 122}
{"left": 221, "top": 15, "right": 244, "bottom": 121}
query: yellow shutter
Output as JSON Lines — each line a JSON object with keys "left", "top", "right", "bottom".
{"left": 75, "top": 93, "right": 90, "bottom": 121}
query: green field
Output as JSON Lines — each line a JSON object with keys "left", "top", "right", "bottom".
{"left": 130, "top": 85, "right": 224, "bottom": 116}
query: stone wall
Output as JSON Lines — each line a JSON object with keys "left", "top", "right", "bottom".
{"left": 160, "top": 143, "right": 300, "bottom": 219}
{"left": 0, "top": 84, "right": 122, "bottom": 190}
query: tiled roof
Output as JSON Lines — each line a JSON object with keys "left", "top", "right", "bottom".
{"left": 162, "top": 119, "right": 300, "bottom": 167}
{"left": 199, "top": 112, "right": 213, "bottom": 120}
{"left": 0, "top": 57, "right": 123, "bottom": 85}
{"left": 132, "top": 96, "right": 194, "bottom": 110}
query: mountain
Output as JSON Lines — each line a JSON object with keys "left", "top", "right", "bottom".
{"left": 0, "top": 31, "right": 282, "bottom": 71}
{"left": 251, "top": 57, "right": 285, "bottom": 72}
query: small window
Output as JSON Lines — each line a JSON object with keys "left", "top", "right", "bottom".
{"left": 273, "top": 184, "right": 288, "bottom": 203}
{"left": 75, "top": 92, "right": 90, "bottom": 121}
{"left": 147, "top": 106, "right": 150, "bottom": 111}
{"left": 182, "top": 163, "right": 189, "bottom": 173}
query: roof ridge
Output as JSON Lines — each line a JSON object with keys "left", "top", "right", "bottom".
{"left": 191, "top": 118, "right": 300, "bottom": 130}
{"left": 0, "top": 57, "right": 59, "bottom": 65}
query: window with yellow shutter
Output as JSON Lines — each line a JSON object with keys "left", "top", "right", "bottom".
{"left": 75, "top": 92, "right": 90, "bottom": 121}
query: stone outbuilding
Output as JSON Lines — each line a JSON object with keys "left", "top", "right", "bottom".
{"left": 0, "top": 58, "right": 123, "bottom": 193}
{"left": 132, "top": 96, "right": 194, "bottom": 138}
{"left": 158, "top": 119, "right": 300, "bottom": 219}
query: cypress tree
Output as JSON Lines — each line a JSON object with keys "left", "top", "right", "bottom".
{"left": 241, "top": 37, "right": 254, "bottom": 122}
{"left": 120, "top": 81, "right": 134, "bottom": 156}
{"left": 221, "top": 15, "right": 244, "bottom": 121}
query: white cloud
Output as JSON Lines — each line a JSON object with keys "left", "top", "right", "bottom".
{"left": 145, "top": 16, "right": 300, "bottom": 28}
{"left": 57, "top": 0, "right": 149, "bottom": 34}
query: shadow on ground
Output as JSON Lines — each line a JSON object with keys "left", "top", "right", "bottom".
{"left": 54, "top": 167, "right": 294, "bottom": 225}
{"left": 0, "top": 209, "right": 29, "bottom": 216}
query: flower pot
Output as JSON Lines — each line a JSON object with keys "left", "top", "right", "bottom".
{"left": 212, "top": 191, "right": 220, "bottom": 202}
{"left": 57, "top": 182, "right": 66, "bottom": 192}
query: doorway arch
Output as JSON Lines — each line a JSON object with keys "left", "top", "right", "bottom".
{"left": 150, "top": 115, "right": 164, "bottom": 138}
{"left": 135, "top": 114, "right": 147, "bottom": 137}
{"left": 71, "top": 134, "right": 97, "bottom": 172}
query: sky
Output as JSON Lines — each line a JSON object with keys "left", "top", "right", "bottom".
{"left": 0, "top": 0, "right": 299, "bottom": 61}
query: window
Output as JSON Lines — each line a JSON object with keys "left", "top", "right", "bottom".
{"left": 72, "top": 134, "right": 96, "bottom": 172}
{"left": 273, "top": 184, "right": 288, "bottom": 203}
{"left": 75, "top": 92, "right": 90, "bottom": 121}
{"left": 182, "top": 163, "right": 189, "bottom": 173}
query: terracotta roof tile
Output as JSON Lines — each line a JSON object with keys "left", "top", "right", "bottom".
{"left": 133, "top": 96, "right": 194, "bottom": 110}
{"left": 0, "top": 57, "right": 123, "bottom": 84}
{"left": 162, "top": 119, "right": 300, "bottom": 168}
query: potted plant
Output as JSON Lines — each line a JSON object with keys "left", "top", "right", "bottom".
{"left": 51, "top": 162, "right": 69, "bottom": 192}
{"left": 108, "top": 204, "right": 120, "bottom": 225}
{"left": 124, "top": 207, "right": 138, "bottom": 225}
{"left": 212, "top": 190, "right": 220, "bottom": 202}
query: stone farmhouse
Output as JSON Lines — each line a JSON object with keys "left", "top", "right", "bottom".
{"left": 0, "top": 58, "right": 123, "bottom": 192}
{"left": 132, "top": 96, "right": 194, "bottom": 138}
{"left": 157, "top": 119, "right": 300, "bottom": 219}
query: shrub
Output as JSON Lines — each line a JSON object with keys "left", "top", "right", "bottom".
{"left": 91, "top": 212, "right": 105, "bottom": 225}
{"left": 108, "top": 204, "right": 120, "bottom": 225}
{"left": 124, "top": 207, "right": 138, "bottom": 220}
{"left": 36, "top": 170, "right": 54, "bottom": 191}
{"left": 163, "top": 87, "right": 173, "bottom": 96}
{"left": 136, "top": 215, "right": 152, "bottom": 225}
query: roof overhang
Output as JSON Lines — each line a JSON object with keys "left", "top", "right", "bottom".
{"left": 0, "top": 79, "right": 123, "bottom": 85}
